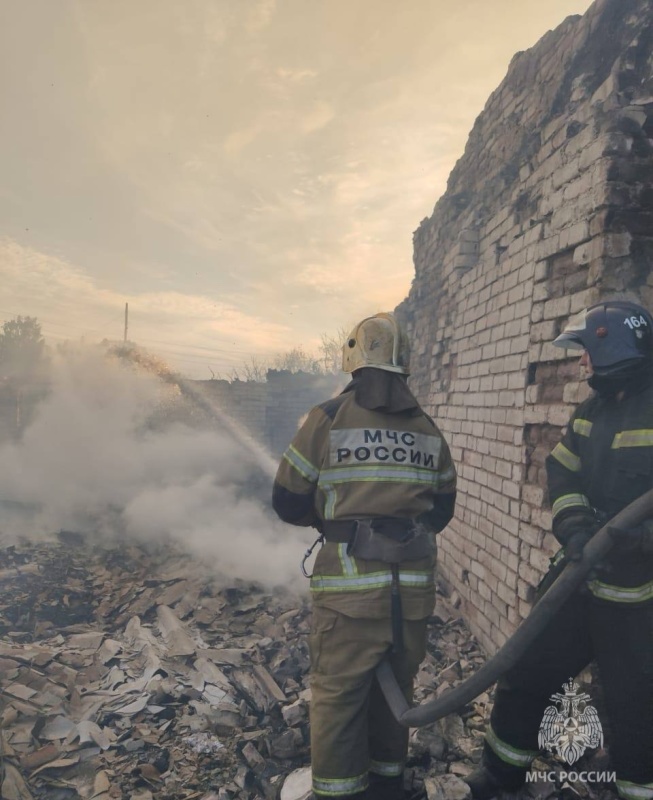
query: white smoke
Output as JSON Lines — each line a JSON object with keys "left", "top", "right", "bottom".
{"left": 0, "top": 348, "right": 315, "bottom": 592}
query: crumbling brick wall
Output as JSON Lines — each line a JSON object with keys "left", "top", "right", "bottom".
{"left": 398, "top": 0, "right": 653, "bottom": 654}
{"left": 200, "top": 379, "right": 268, "bottom": 442}
{"left": 265, "top": 370, "right": 345, "bottom": 455}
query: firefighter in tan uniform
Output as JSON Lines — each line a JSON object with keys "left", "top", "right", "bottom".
{"left": 272, "top": 313, "right": 456, "bottom": 800}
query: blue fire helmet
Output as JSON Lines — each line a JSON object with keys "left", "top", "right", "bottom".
{"left": 553, "top": 300, "right": 653, "bottom": 374}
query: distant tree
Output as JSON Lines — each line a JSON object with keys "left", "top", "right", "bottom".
{"left": 319, "top": 327, "right": 350, "bottom": 374}
{"left": 0, "top": 316, "right": 48, "bottom": 429}
{"left": 226, "top": 326, "right": 352, "bottom": 383}
{"left": 272, "top": 346, "right": 323, "bottom": 374}
{"left": 228, "top": 355, "right": 271, "bottom": 382}
{"left": 0, "top": 316, "right": 46, "bottom": 378}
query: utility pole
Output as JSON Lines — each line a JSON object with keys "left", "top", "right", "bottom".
{"left": 124, "top": 302, "right": 129, "bottom": 343}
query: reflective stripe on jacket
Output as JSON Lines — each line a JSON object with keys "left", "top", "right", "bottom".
{"left": 546, "top": 380, "right": 653, "bottom": 597}
{"left": 273, "top": 384, "right": 456, "bottom": 618}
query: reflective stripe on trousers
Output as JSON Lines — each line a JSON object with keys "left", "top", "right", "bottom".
{"left": 312, "top": 772, "right": 368, "bottom": 797}
{"left": 485, "top": 724, "right": 537, "bottom": 768}
{"left": 309, "top": 609, "right": 427, "bottom": 797}
{"left": 616, "top": 780, "right": 653, "bottom": 800}
{"left": 369, "top": 759, "right": 404, "bottom": 777}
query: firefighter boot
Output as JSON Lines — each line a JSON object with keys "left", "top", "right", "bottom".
{"left": 464, "top": 764, "right": 521, "bottom": 799}
{"left": 368, "top": 773, "right": 404, "bottom": 800}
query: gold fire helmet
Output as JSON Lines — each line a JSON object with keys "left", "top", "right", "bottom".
{"left": 342, "top": 312, "right": 410, "bottom": 375}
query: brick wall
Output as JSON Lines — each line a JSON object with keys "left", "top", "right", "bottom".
{"left": 195, "top": 371, "right": 345, "bottom": 457}
{"left": 198, "top": 379, "right": 268, "bottom": 442}
{"left": 265, "top": 371, "right": 346, "bottom": 455}
{"left": 398, "top": 0, "right": 653, "bottom": 653}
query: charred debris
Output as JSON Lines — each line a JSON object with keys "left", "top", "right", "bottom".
{"left": 0, "top": 534, "right": 620, "bottom": 800}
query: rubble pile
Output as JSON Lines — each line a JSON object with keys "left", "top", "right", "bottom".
{"left": 0, "top": 535, "right": 618, "bottom": 800}
{"left": 0, "top": 535, "right": 311, "bottom": 799}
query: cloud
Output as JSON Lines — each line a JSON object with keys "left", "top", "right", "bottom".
{"left": 245, "top": 0, "right": 277, "bottom": 35}
{"left": 276, "top": 67, "right": 318, "bottom": 83}
{"left": 0, "top": 238, "right": 291, "bottom": 375}
{"left": 300, "top": 101, "right": 335, "bottom": 134}
{"left": 223, "top": 125, "right": 267, "bottom": 157}
{"left": 1, "top": 0, "right": 595, "bottom": 377}
{"left": 294, "top": 265, "right": 343, "bottom": 296}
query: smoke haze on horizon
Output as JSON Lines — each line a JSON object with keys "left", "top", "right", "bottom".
{"left": 0, "top": 349, "right": 314, "bottom": 593}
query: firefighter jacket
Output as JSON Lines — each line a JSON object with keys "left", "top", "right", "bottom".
{"left": 273, "top": 380, "right": 457, "bottom": 619}
{"left": 546, "top": 377, "right": 653, "bottom": 603}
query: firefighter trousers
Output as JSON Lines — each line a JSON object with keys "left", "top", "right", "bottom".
{"left": 308, "top": 606, "right": 428, "bottom": 798}
{"left": 482, "top": 587, "right": 653, "bottom": 799}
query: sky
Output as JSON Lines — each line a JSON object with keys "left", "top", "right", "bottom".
{"left": 0, "top": 0, "right": 594, "bottom": 379}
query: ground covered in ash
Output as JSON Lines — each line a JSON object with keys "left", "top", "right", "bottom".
{"left": 0, "top": 535, "right": 619, "bottom": 800}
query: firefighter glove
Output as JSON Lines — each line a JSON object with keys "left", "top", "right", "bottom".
{"left": 553, "top": 511, "right": 602, "bottom": 555}
{"left": 564, "top": 529, "right": 594, "bottom": 562}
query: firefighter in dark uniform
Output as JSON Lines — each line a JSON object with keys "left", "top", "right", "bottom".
{"left": 272, "top": 312, "right": 457, "bottom": 800}
{"left": 466, "top": 300, "right": 653, "bottom": 800}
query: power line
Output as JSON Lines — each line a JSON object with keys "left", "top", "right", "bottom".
{"left": 44, "top": 329, "right": 268, "bottom": 364}
{"left": 0, "top": 306, "right": 277, "bottom": 362}
{"left": 0, "top": 307, "right": 122, "bottom": 337}
{"left": 145, "top": 350, "right": 240, "bottom": 366}
{"left": 136, "top": 336, "right": 268, "bottom": 357}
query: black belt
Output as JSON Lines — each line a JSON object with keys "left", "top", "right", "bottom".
{"left": 322, "top": 517, "right": 417, "bottom": 543}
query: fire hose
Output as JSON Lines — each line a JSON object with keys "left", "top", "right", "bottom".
{"left": 375, "top": 487, "right": 653, "bottom": 727}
